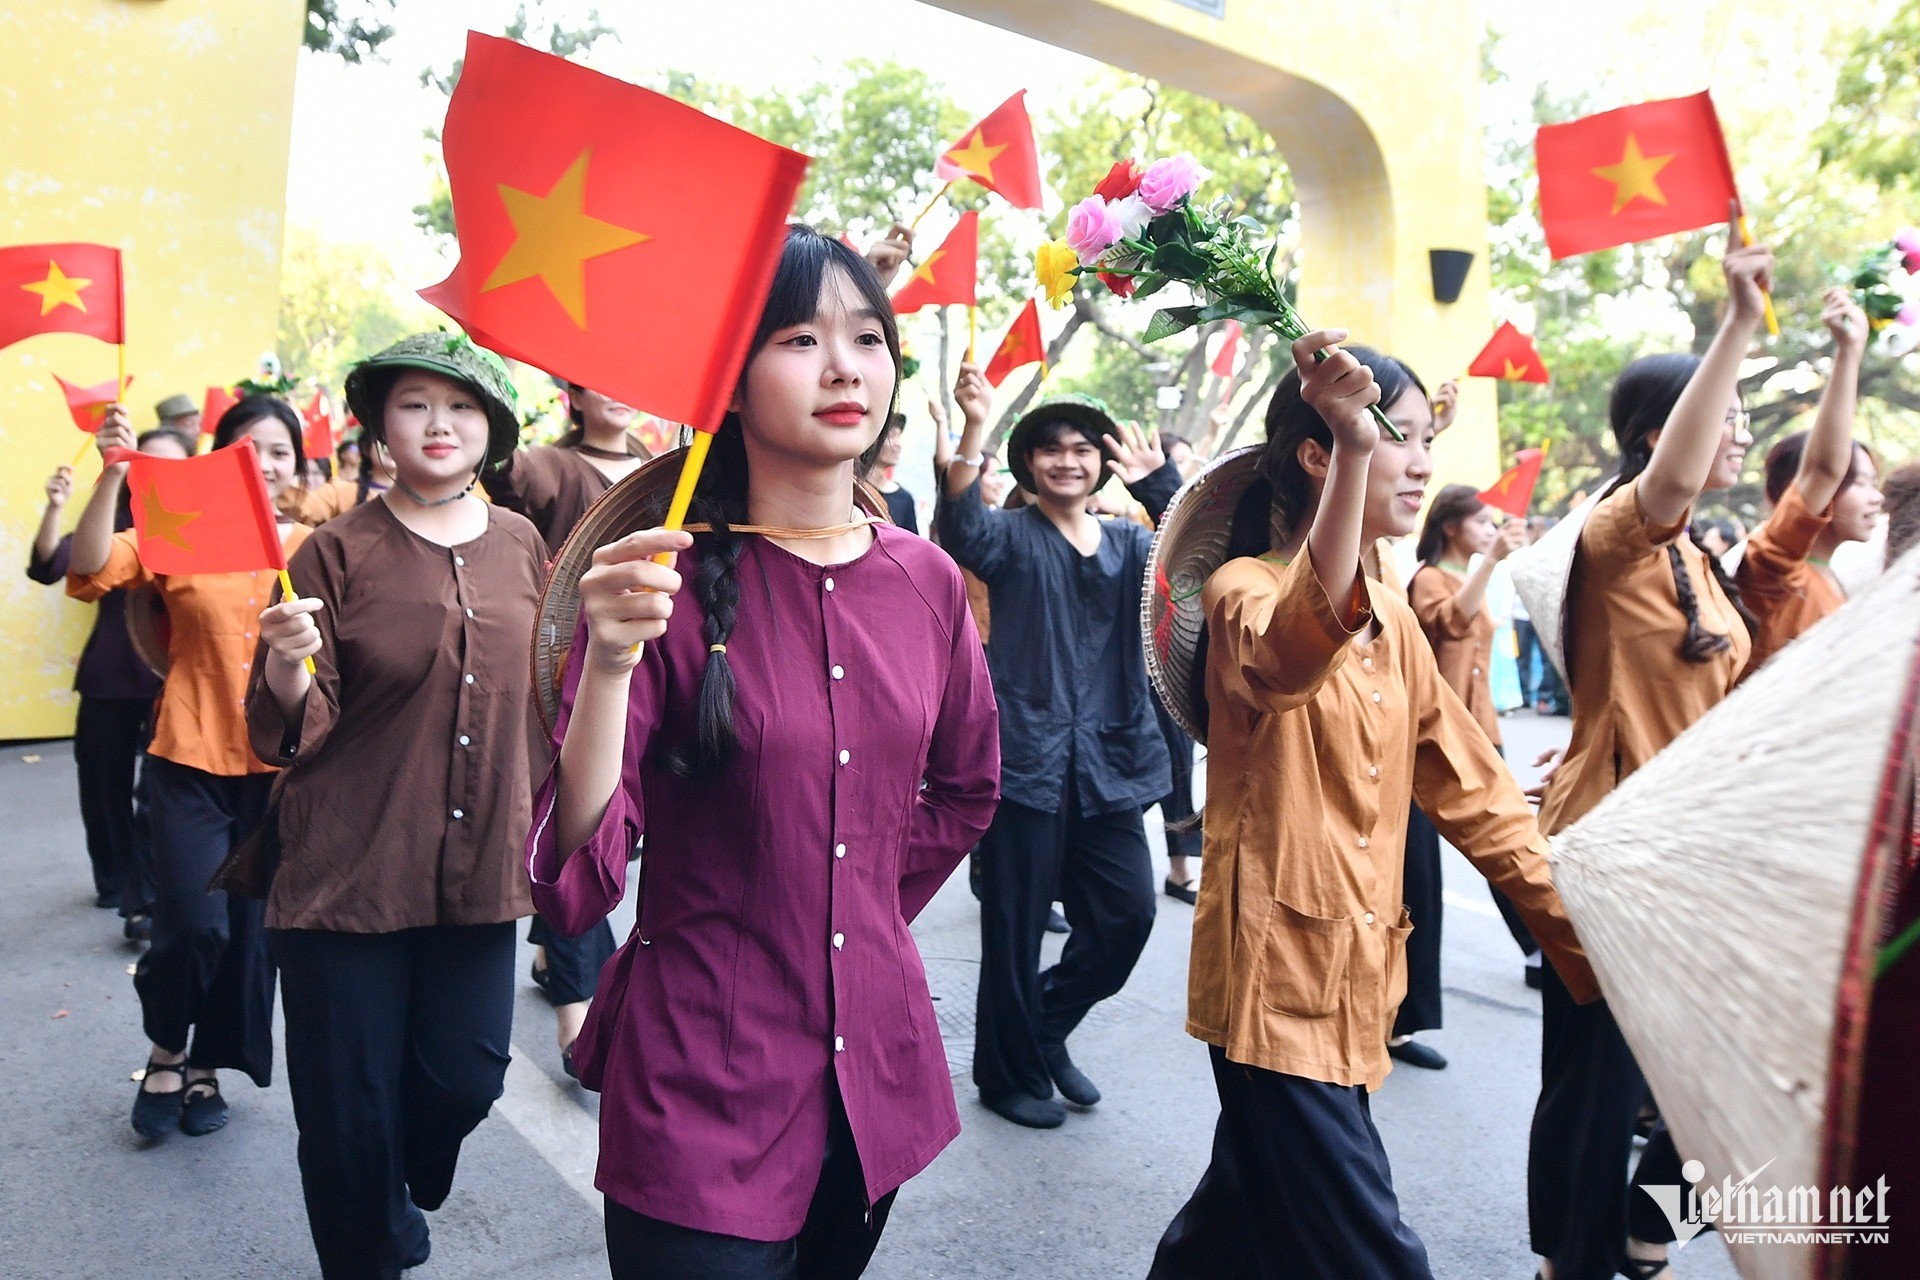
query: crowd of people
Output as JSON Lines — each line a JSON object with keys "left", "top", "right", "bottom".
{"left": 20, "top": 216, "right": 1916, "bottom": 1280}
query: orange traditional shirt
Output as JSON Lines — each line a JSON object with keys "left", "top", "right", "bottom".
{"left": 1408, "top": 563, "right": 1502, "bottom": 746}
{"left": 68, "top": 525, "right": 311, "bottom": 777}
{"left": 1192, "top": 552, "right": 1598, "bottom": 1090}
{"left": 1733, "top": 483, "right": 1841, "bottom": 678}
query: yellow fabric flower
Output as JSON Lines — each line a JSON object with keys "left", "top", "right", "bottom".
{"left": 1035, "top": 237, "right": 1079, "bottom": 310}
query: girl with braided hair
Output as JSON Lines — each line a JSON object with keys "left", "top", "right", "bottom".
{"left": 530, "top": 224, "right": 999, "bottom": 1279}
{"left": 1523, "top": 239, "right": 1770, "bottom": 1280}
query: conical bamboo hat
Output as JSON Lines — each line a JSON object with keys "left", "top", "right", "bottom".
{"left": 1549, "top": 544, "right": 1920, "bottom": 1280}
{"left": 1507, "top": 488, "right": 1604, "bottom": 685}
{"left": 531, "top": 446, "right": 890, "bottom": 735}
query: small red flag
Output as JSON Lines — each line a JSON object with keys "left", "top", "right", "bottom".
{"left": 1210, "top": 320, "right": 1243, "bottom": 377}
{"left": 891, "top": 211, "right": 978, "bottom": 315}
{"left": 1467, "top": 322, "right": 1551, "bottom": 384}
{"left": 0, "top": 243, "right": 125, "bottom": 350}
{"left": 1536, "top": 92, "right": 1739, "bottom": 260}
{"left": 934, "top": 92, "right": 1044, "bottom": 211}
{"left": 201, "top": 385, "right": 240, "bottom": 441}
{"left": 984, "top": 297, "right": 1046, "bottom": 387}
{"left": 1479, "top": 448, "right": 1546, "bottom": 519}
{"left": 107, "top": 437, "right": 286, "bottom": 575}
{"left": 420, "top": 33, "right": 809, "bottom": 433}
{"left": 302, "top": 390, "right": 335, "bottom": 461}
{"left": 54, "top": 373, "right": 132, "bottom": 433}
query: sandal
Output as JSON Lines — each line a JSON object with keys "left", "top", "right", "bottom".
{"left": 179, "top": 1074, "right": 229, "bottom": 1136}
{"left": 131, "top": 1059, "right": 186, "bottom": 1139}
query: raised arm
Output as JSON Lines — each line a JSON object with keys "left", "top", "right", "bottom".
{"left": 68, "top": 408, "right": 137, "bottom": 578}
{"left": 1293, "top": 329, "right": 1383, "bottom": 610}
{"left": 28, "top": 467, "right": 74, "bottom": 579}
{"left": 1435, "top": 520, "right": 1528, "bottom": 629}
{"left": 1639, "top": 240, "right": 1772, "bottom": 526}
{"left": 1793, "top": 288, "right": 1869, "bottom": 514}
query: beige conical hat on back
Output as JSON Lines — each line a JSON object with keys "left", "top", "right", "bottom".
{"left": 1549, "top": 544, "right": 1920, "bottom": 1280}
{"left": 1507, "top": 488, "right": 1604, "bottom": 685}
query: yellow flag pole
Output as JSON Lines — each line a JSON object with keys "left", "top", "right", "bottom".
{"left": 967, "top": 305, "right": 978, "bottom": 364}
{"left": 627, "top": 428, "right": 715, "bottom": 655}
{"left": 70, "top": 434, "right": 96, "bottom": 468}
{"left": 908, "top": 182, "right": 954, "bottom": 233}
{"left": 1730, "top": 200, "right": 1780, "bottom": 338}
{"left": 276, "top": 568, "right": 316, "bottom": 676}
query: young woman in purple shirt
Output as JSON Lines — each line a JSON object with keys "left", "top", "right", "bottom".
{"left": 529, "top": 225, "right": 1001, "bottom": 1280}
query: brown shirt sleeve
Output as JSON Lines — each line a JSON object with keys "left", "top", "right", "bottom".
{"left": 1581, "top": 476, "right": 1688, "bottom": 573}
{"left": 1203, "top": 552, "right": 1371, "bottom": 717}
{"left": 1408, "top": 563, "right": 1475, "bottom": 640}
{"left": 247, "top": 529, "right": 346, "bottom": 767}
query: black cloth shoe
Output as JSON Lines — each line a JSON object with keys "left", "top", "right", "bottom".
{"left": 530, "top": 959, "right": 554, "bottom": 996}
{"left": 123, "top": 913, "right": 152, "bottom": 944}
{"left": 982, "top": 1091, "right": 1066, "bottom": 1129}
{"left": 95, "top": 892, "right": 122, "bottom": 910}
{"left": 1045, "top": 907, "right": 1070, "bottom": 935}
{"left": 131, "top": 1059, "right": 185, "bottom": 1139}
{"left": 1524, "top": 958, "right": 1545, "bottom": 990}
{"left": 1041, "top": 1042, "right": 1101, "bottom": 1106}
{"left": 179, "top": 1076, "right": 229, "bottom": 1136}
{"left": 1387, "top": 1038, "right": 1448, "bottom": 1070}
{"left": 1163, "top": 876, "right": 1198, "bottom": 905}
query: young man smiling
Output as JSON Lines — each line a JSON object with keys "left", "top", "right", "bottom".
{"left": 939, "top": 362, "right": 1183, "bottom": 1129}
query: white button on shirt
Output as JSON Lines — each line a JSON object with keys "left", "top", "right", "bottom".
{"left": 823, "top": 577, "right": 835, "bottom": 593}
{"left": 831, "top": 665, "right": 845, "bottom": 680}
{"left": 834, "top": 844, "right": 847, "bottom": 859}
{"left": 833, "top": 933, "right": 845, "bottom": 949}
{"left": 452, "top": 808, "right": 464, "bottom": 820}
{"left": 465, "top": 673, "right": 475, "bottom": 685}
{"left": 459, "top": 735, "right": 471, "bottom": 747}
{"left": 1357, "top": 837, "right": 1369, "bottom": 849}
{"left": 1364, "top": 912, "right": 1376, "bottom": 925}
{"left": 1371, "top": 691, "right": 1382, "bottom": 704}
{"left": 834, "top": 1036, "right": 845, "bottom": 1052}
{"left": 838, "top": 750, "right": 850, "bottom": 765}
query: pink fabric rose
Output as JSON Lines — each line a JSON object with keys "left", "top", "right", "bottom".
{"left": 1136, "top": 155, "right": 1202, "bottom": 213}
{"left": 1065, "top": 196, "right": 1125, "bottom": 262}
{"left": 1109, "top": 194, "right": 1154, "bottom": 240}
{"left": 1897, "top": 228, "right": 1920, "bottom": 274}
{"left": 1898, "top": 302, "right": 1919, "bottom": 328}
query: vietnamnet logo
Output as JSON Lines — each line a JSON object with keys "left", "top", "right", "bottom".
{"left": 1645, "top": 1158, "right": 1892, "bottom": 1247}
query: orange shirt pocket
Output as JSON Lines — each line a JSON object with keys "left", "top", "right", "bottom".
{"left": 1257, "top": 897, "right": 1353, "bottom": 1019}
{"left": 1382, "top": 905, "right": 1415, "bottom": 1015}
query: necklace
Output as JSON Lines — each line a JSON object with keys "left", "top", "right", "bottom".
{"left": 574, "top": 443, "right": 636, "bottom": 461}
{"left": 394, "top": 477, "right": 476, "bottom": 508}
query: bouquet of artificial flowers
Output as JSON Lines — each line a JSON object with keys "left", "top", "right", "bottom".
{"left": 1845, "top": 229, "right": 1920, "bottom": 335}
{"left": 1037, "top": 154, "right": 1402, "bottom": 439}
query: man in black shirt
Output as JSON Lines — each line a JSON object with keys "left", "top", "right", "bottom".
{"left": 866, "top": 412, "right": 919, "bottom": 534}
{"left": 939, "top": 364, "right": 1181, "bottom": 1129}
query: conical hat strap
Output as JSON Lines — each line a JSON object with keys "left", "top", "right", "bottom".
{"left": 681, "top": 516, "right": 881, "bottom": 540}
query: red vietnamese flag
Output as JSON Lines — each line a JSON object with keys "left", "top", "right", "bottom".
{"left": 984, "top": 297, "right": 1046, "bottom": 387}
{"left": 420, "top": 33, "right": 809, "bottom": 433}
{"left": 302, "top": 390, "right": 335, "bottom": 462}
{"left": 1210, "top": 320, "right": 1244, "bottom": 377}
{"left": 934, "top": 92, "right": 1043, "bottom": 210}
{"left": 0, "top": 243, "right": 124, "bottom": 350}
{"left": 201, "top": 385, "right": 240, "bottom": 441}
{"left": 1536, "top": 92, "right": 1739, "bottom": 259}
{"left": 54, "top": 373, "right": 133, "bottom": 433}
{"left": 890, "top": 211, "right": 978, "bottom": 315}
{"left": 1467, "top": 321, "right": 1551, "bottom": 384}
{"left": 1479, "top": 449, "right": 1546, "bottom": 519}
{"left": 107, "top": 437, "right": 287, "bottom": 575}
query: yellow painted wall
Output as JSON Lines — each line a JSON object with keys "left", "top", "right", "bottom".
{"left": 0, "top": 0, "right": 305, "bottom": 740}
{"left": 927, "top": 0, "right": 1500, "bottom": 483}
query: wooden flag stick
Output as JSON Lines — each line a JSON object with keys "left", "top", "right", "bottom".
{"left": 276, "top": 567, "right": 317, "bottom": 675}
{"left": 629, "top": 429, "right": 716, "bottom": 655}
{"left": 909, "top": 182, "right": 954, "bottom": 233}
{"left": 1730, "top": 200, "right": 1780, "bottom": 337}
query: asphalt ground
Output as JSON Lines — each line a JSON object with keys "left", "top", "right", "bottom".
{"left": 0, "top": 712, "right": 1743, "bottom": 1279}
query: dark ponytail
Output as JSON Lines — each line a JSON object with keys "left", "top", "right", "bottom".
{"left": 657, "top": 223, "right": 902, "bottom": 778}
{"left": 1608, "top": 354, "right": 1755, "bottom": 663}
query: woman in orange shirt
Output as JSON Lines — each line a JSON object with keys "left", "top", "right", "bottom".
{"left": 68, "top": 396, "right": 311, "bottom": 1141}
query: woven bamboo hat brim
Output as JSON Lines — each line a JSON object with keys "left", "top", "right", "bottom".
{"left": 1141, "top": 445, "right": 1263, "bottom": 744}
{"left": 532, "top": 445, "right": 892, "bottom": 735}
{"left": 1507, "top": 487, "right": 1606, "bottom": 685}
{"left": 125, "top": 583, "right": 170, "bottom": 679}
{"left": 1548, "top": 543, "right": 1920, "bottom": 1280}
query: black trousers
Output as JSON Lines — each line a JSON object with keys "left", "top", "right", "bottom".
{"left": 1528, "top": 961, "right": 1673, "bottom": 1278}
{"left": 272, "top": 923, "right": 516, "bottom": 1280}
{"left": 73, "top": 695, "right": 154, "bottom": 914}
{"left": 136, "top": 756, "right": 275, "bottom": 1084}
{"left": 529, "top": 913, "right": 618, "bottom": 1006}
{"left": 604, "top": 1087, "right": 895, "bottom": 1280}
{"left": 1150, "top": 1046, "right": 1434, "bottom": 1280}
{"left": 972, "top": 793, "right": 1156, "bottom": 1103}
{"left": 1152, "top": 695, "right": 1203, "bottom": 860}
{"left": 1392, "top": 804, "right": 1443, "bottom": 1036}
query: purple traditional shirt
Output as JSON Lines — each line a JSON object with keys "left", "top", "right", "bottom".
{"left": 528, "top": 522, "right": 999, "bottom": 1240}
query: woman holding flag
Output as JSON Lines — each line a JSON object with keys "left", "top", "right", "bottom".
{"left": 530, "top": 224, "right": 999, "bottom": 1279}
{"left": 250, "top": 333, "right": 546, "bottom": 1280}
{"left": 67, "top": 395, "right": 311, "bottom": 1140}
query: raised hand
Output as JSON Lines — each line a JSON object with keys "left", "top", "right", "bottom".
{"left": 1431, "top": 378, "right": 1460, "bottom": 436}
{"left": 1488, "top": 518, "right": 1528, "bottom": 563}
{"left": 1294, "top": 329, "right": 1381, "bottom": 454}
{"left": 1722, "top": 241, "right": 1774, "bottom": 329}
{"left": 1102, "top": 420, "right": 1166, "bottom": 485}
{"left": 864, "top": 223, "right": 914, "bottom": 288}
{"left": 953, "top": 363, "right": 991, "bottom": 431}
{"left": 578, "top": 528, "right": 693, "bottom": 674}
{"left": 1821, "top": 286, "right": 1868, "bottom": 355}
{"left": 45, "top": 466, "right": 73, "bottom": 509}
{"left": 259, "top": 597, "right": 326, "bottom": 669}
{"left": 95, "top": 405, "right": 136, "bottom": 472}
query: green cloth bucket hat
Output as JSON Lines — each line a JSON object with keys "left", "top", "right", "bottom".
{"left": 344, "top": 331, "right": 520, "bottom": 467}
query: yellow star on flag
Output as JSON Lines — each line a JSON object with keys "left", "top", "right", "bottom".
{"left": 481, "top": 149, "right": 651, "bottom": 328}
{"left": 21, "top": 261, "right": 92, "bottom": 316}
{"left": 945, "top": 130, "right": 1006, "bottom": 183}
{"left": 909, "top": 247, "right": 947, "bottom": 287}
{"left": 1487, "top": 473, "right": 1514, "bottom": 498}
{"left": 139, "top": 483, "right": 198, "bottom": 552}
{"left": 1591, "top": 134, "right": 1675, "bottom": 215}
{"left": 1503, "top": 359, "right": 1531, "bottom": 381}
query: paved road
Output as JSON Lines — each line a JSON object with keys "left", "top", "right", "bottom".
{"left": 1, "top": 713, "right": 1742, "bottom": 1279}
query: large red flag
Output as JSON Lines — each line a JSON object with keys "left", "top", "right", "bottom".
{"left": 54, "top": 373, "right": 132, "bottom": 433}
{"left": 1479, "top": 448, "right": 1546, "bottom": 519}
{"left": 107, "top": 437, "right": 286, "bottom": 575}
{"left": 302, "top": 390, "right": 335, "bottom": 462}
{"left": 935, "top": 92, "right": 1043, "bottom": 210}
{"left": 890, "top": 211, "right": 979, "bottom": 315}
{"left": 984, "top": 297, "right": 1046, "bottom": 387}
{"left": 420, "top": 33, "right": 809, "bottom": 433}
{"left": 1536, "top": 92, "right": 1739, "bottom": 260}
{"left": 1467, "top": 321, "right": 1551, "bottom": 384}
{"left": 0, "top": 243, "right": 124, "bottom": 350}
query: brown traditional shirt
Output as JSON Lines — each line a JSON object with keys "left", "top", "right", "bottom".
{"left": 1734, "top": 483, "right": 1841, "bottom": 677}
{"left": 246, "top": 499, "right": 545, "bottom": 932}
{"left": 1191, "top": 552, "right": 1598, "bottom": 1090}
{"left": 1538, "top": 478, "right": 1751, "bottom": 837}
{"left": 481, "top": 442, "right": 638, "bottom": 555}
{"left": 1408, "top": 563, "right": 1502, "bottom": 746}
{"left": 69, "top": 525, "right": 311, "bottom": 777}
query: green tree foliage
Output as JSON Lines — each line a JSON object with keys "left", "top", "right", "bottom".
{"left": 304, "top": 0, "right": 397, "bottom": 64}
{"left": 1817, "top": 0, "right": 1920, "bottom": 195}
{"left": 276, "top": 228, "right": 422, "bottom": 391}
